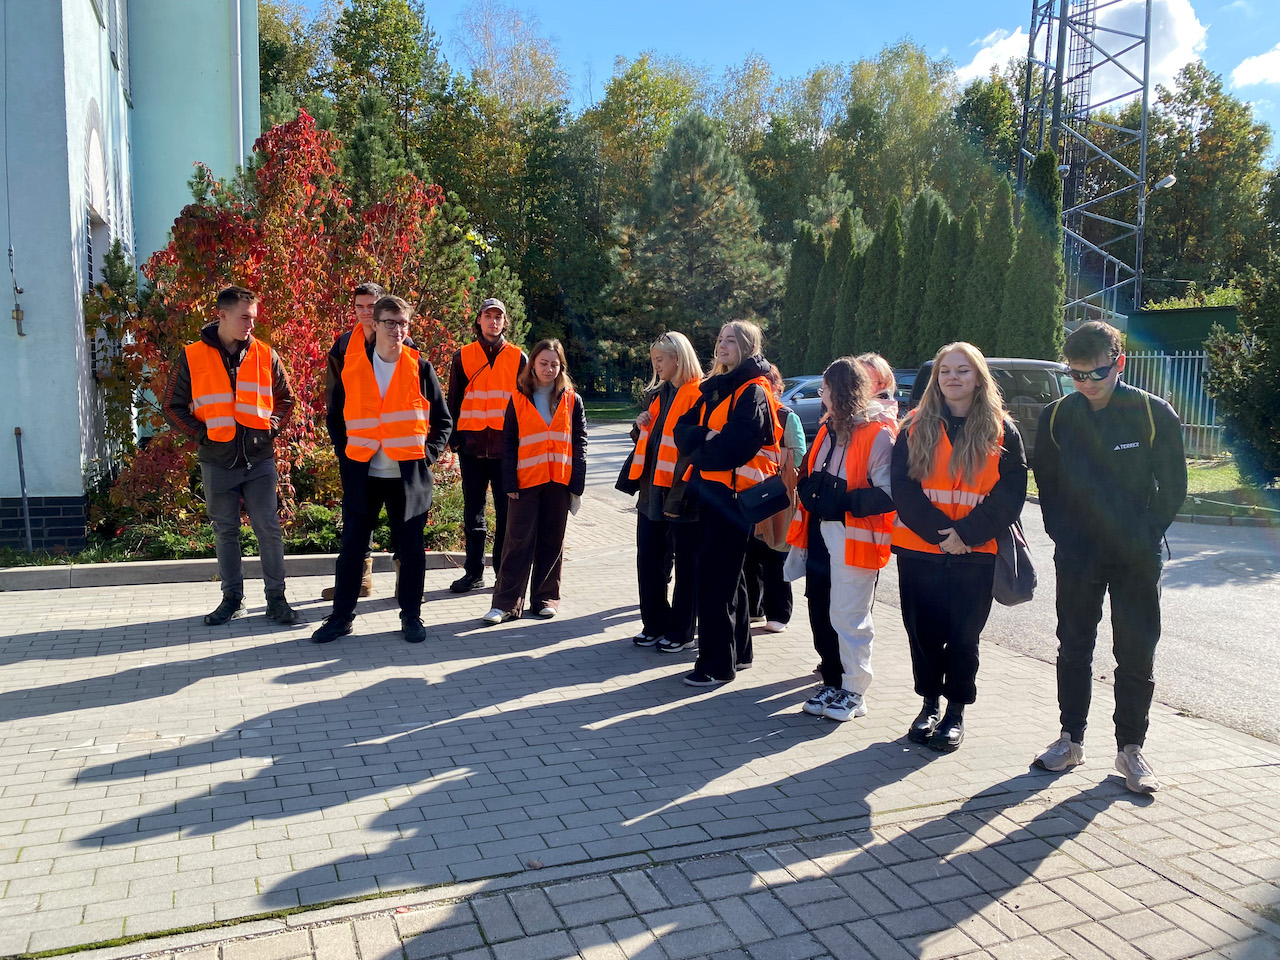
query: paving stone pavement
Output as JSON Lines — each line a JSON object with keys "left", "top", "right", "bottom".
{"left": 1, "top": 476, "right": 1279, "bottom": 959}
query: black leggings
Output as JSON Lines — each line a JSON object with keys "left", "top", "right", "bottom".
{"left": 897, "top": 551, "right": 995, "bottom": 705}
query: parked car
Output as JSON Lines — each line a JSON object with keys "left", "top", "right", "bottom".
{"left": 892, "top": 368, "right": 917, "bottom": 417}
{"left": 779, "top": 375, "right": 825, "bottom": 441}
{"left": 907, "top": 357, "right": 1075, "bottom": 459}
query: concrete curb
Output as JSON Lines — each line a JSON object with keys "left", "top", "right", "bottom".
{"left": 1025, "top": 494, "right": 1280, "bottom": 527}
{"left": 0, "top": 551, "right": 471, "bottom": 592}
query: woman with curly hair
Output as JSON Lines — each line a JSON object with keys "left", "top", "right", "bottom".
{"left": 786, "top": 357, "right": 896, "bottom": 721}
{"left": 891, "top": 342, "right": 1027, "bottom": 751}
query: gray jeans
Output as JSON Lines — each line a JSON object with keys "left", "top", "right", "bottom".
{"left": 200, "top": 459, "right": 287, "bottom": 599}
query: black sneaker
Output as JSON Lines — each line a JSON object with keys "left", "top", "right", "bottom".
{"left": 311, "top": 616, "right": 354, "bottom": 644}
{"left": 265, "top": 595, "right": 299, "bottom": 625}
{"left": 632, "top": 633, "right": 660, "bottom": 647}
{"left": 204, "top": 596, "right": 247, "bottom": 626}
{"left": 402, "top": 617, "right": 427, "bottom": 644}
{"left": 682, "top": 671, "right": 731, "bottom": 687}
{"left": 657, "top": 637, "right": 695, "bottom": 653}
{"left": 450, "top": 573, "right": 485, "bottom": 593}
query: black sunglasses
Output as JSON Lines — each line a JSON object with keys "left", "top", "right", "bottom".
{"left": 1066, "top": 361, "right": 1119, "bottom": 382}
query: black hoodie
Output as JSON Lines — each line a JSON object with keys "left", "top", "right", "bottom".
{"left": 674, "top": 355, "right": 775, "bottom": 475}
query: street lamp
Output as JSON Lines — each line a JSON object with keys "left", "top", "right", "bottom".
{"left": 1134, "top": 173, "right": 1177, "bottom": 309}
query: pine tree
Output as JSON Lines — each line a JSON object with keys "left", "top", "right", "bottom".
{"left": 831, "top": 249, "right": 866, "bottom": 358}
{"left": 853, "top": 196, "right": 904, "bottom": 358}
{"left": 999, "top": 151, "right": 1065, "bottom": 359}
{"left": 777, "top": 227, "right": 825, "bottom": 373}
{"left": 967, "top": 179, "right": 1015, "bottom": 354}
{"left": 953, "top": 204, "right": 982, "bottom": 342}
{"left": 804, "top": 207, "right": 854, "bottom": 372}
{"left": 918, "top": 216, "right": 959, "bottom": 355}
{"left": 891, "top": 198, "right": 931, "bottom": 369}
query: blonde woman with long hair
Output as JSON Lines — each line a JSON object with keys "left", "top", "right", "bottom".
{"left": 673, "top": 321, "right": 782, "bottom": 686}
{"left": 890, "top": 342, "right": 1027, "bottom": 751}
{"left": 618, "top": 332, "right": 705, "bottom": 651}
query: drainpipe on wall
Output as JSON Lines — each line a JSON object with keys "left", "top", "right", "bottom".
{"left": 231, "top": 0, "right": 244, "bottom": 165}
{"left": 14, "top": 427, "right": 32, "bottom": 551}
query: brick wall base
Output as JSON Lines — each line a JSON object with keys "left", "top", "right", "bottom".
{"left": 0, "top": 496, "right": 88, "bottom": 552}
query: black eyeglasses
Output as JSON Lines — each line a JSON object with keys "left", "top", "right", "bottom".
{"left": 1066, "top": 361, "right": 1119, "bottom": 382}
{"left": 379, "top": 318, "right": 410, "bottom": 330}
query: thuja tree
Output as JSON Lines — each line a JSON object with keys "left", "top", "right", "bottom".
{"left": 831, "top": 247, "right": 866, "bottom": 359}
{"left": 853, "top": 196, "right": 904, "bottom": 359}
{"left": 891, "top": 198, "right": 931, "bottom": 368}
{"left": 804, "top": 207, "right": 855, "bottom": 372}
{"left": 918, "top": 214, "right": 958, "bottom": 356}
{"left": 965, "top": 179, "right": 1015, "bottom": 353}
{"left": 777, "top": 226, "right": 825, "bottom": 372}
{"left": 999, "top": 150, "right": 1064, "bottom": 359}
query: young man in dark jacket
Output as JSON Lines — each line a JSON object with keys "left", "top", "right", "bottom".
{"left": 312, "top": 296, "right": 452, "bottom": 644}
{"left": 445, "top": 298, "right": 527, "bottom": 592}
{"left": 163, "top": 286, "right": 298, "bottom": 626}
{"left": 1032, "top": 321, "right": 1187, "bottom": 793}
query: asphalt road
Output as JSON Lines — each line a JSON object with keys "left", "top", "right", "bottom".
{"left": 587, "top": 419, "right": 1280, "bottom": 745}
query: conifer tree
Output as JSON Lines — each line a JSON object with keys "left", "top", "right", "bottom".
{"left": 804, "top": 207, "right": 854, "bottom": 371}
{"left": 891, "top": 198, "right": 931, "bottom": 369}
{"left": 966, "top": 179, "right": 1015, "bottom": 353}
{"left": 831, "top": 249, "right": 866, "bottom": 358}
{"left": 953, "top": 204, "right": 982, "bottom": 342}
{"left": 919, "top": 216, "right": 958, "bottom": 356}
{"left": 777, "top": 227, "right": 825, "bottom": 372}
{"left": 853, "top": 197, "right": 903, "bottom": 358}
{"left": 999, "top": 150, "right": 1065, "bottom": 359}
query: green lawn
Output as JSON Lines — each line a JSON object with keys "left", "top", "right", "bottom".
{"left": 583, "top": 400, "right": 641, "bottom": 422}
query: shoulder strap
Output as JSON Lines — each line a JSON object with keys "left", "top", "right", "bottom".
{"left": 1049, "top": 397, "right": 1064, "bottom": 450}
{"left": 1141, "top": 390, "right": 1155, "bottom": 445}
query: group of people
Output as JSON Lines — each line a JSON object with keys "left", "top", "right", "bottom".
{"left": 164, "top": 285, "right": 1186, "bottom": 795}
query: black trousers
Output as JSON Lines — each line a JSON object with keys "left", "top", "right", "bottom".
{"left": 492, "top": 483, "right": 570, "bottom": 614}
{"left": 805, "top": 513, "right": 841, "bottom": 689}
{"left": 333, "top": 476, "right": 425, "bottom": 622}
{"left": 635, "top": 512, "right": 698, "bottom": 644}
{"left": 694, "top": 484, "right": 753, "bottom": 680}
{"left": 460, "top": 453, "right": 508, "bottom": 579}
{"left": 897, "top": 551, "right": 995, "bottom": 705}
{"left": 1055, "top": 554, "right": 1162, "bottom": 749}
{"left": 745, "top": 536, "right": 793, "bottom": 623}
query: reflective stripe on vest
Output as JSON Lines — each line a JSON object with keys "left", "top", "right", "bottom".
{"left": 185, "top": 338, "right": 274, "bottom": 442}
{"left": 512, "top": 389, "right": 575, "bottom": 488}
{"left": 341, "top": 344, "right": 430, "bottom": 462}
{"left": 698, "top": 377, "right": 782, "bottom": 493}
{"left": 890, "top": 419, "right": 1003, "bottom": 555}
{"left": 627, "top": 379, "right": 702, "bottom": 487}
{"left": 457, "top": 341, "right": 522, "bottom": 432}
{"left": 784, "top": 422, "right": 895, "bottom": 569}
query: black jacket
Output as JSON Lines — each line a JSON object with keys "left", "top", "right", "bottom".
{"left": 1034, "top": 382, "right": 1186, "bottom": 563}
{"left": 501, "top": 389, "right": 588, "bottom": 495}
{"left": 326, "top": 342, "right": 453, "bottom": 521}
{"left": 617, "top": 380, "right": 698, "bottom": 518}
{"left": 674, "top": 355, "right": 775, "bottom": 479}
{"left": 891, "top": 413, "right": 1027, "bottom": 560}
{"left": 163, "top": 323, "right": 296, "bottom": 470}
{"left": 447, "top": 338, "right": 528, "bottom": 459}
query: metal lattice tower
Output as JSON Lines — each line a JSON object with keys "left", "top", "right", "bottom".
{"left": 1015, "top": 0, "right": 1152, "bottom": 325}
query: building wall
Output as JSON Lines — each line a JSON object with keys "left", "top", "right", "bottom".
{"left": 130, "top": 0, "right": 260, "bottom": 266}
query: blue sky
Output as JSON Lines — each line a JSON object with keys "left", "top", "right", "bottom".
{"left": 306, "top": 0, "right": 1280, "bottom": 150}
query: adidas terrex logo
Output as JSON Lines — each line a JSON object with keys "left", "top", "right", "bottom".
{"left": 1114, "top": 441, "right": 1141, "bottom": 450}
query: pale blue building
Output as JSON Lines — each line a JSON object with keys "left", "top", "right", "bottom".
{"left": 0, "top": 0, "right": 260, "bottom": 550}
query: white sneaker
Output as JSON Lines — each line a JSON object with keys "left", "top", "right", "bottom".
{"left": 1034, "top": 732, "right": 1085, "bottom": 772}
{"left": 481, "top": 608, "right": 509, "bottom": 625}
{"left": 802, "top": 685, "right": 838, "bottom": 716}
{"left": 1115, "top": 745, "right": 1161, "bottom": 794}
{"left": 763, "top": 620, "right": 788, "bottom": 633}
{"left": 823, "top": 689, "right": 867, "bottom": 722}
{"left": 749, "top": 615, "right": 766, "bottom": 624}
{"left": 537, "top": 605, "right": 557, "bottom": 619}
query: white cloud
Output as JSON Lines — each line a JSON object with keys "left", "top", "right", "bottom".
{"left": 1233, "top": 43, "right": 1280, "bottom": 87}
{"left": 1224, "top": 1, "right": 1252, "bottom": 14}
{"left": 954, "top": 0, "right": 1206, "bottom": 102}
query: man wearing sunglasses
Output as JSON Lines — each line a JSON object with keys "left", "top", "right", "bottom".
{"left": 313, "top": 296, "right": 452, "bottom": 644}
{"left": 1031, "top": 321, "right": 1186, "bottom": 793}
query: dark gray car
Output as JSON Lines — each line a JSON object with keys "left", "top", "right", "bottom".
{"left": 780, "top": 375, "right": 825, "bottom": 441}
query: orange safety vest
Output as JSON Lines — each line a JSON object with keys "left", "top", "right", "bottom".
{"left": 512, "top": 388, "right": 575, "bottom": 489}
{"left": 785, "top": 422, "right": 895, "bottom": 569}
{"left": 627, "top": 379, "right": 702, "bottom": 488}
{"left": 342, "top": 344, "right": 430, "bottom": 462}
{"left": 185, "top": 338, "right": 274, "bottom": 442}
{"left": 698, "top": 377, "right": 783, "bottom": 492}
{"left": 890, "top": 419, "right": 1004, "bottom": 555}
{"left": 456, "top": 340, "right": 522, "bottom": 433}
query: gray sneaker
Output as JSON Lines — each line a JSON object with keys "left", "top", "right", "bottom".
{"left": 1034, "top": 732, "right": 1085, "bottom": 772}
{"left": 802, "top": 685, "right": 838, "bottom": 716}
{"left": 1115, "top": 745, "right": 1161, "bottom": 793}
{"left": 204, "top": 596, "right": 247, "bottom": 625}
{"left": 823, "top": 689, "right": 867, "bottom": 722}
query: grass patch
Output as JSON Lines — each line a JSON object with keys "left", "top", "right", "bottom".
{"left": 1027, "top": 457, "right": 1279, "bottom": 520}
{"left": 584, "top": 399, "right": 641, "bottom": 422}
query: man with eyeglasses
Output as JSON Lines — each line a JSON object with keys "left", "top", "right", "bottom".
{"left": 312, "top": 296, "right": 452, "bottom": 644}
{"left": 1031, "top": 321, "right": 1186, "bottom": 793}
